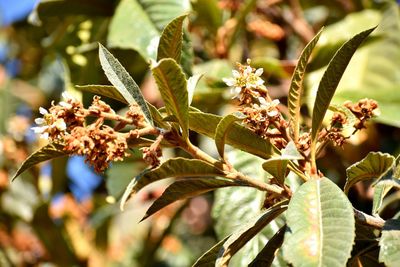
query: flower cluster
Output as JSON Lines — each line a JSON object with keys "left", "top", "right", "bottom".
{"left": 319, "top": 99, "right": 379, "bottom": 148}
{"left": 223, "top": 60, "right": 287, "bottom": 148}
{"left": 344, "top": 98, "right": 379, "bottom": 130}
{"left": 32, "top": 93, "right": 161, "bottom": 172}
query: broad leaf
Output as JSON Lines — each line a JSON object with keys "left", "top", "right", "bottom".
{"left": 311, "top": 27, "right": 375, "bottom": 145}
{"left": 216, "top": 201, "right": 288, "bottom": 267}
{"left": 212, "top": 151, "right": 285, "bottom": 266}
{"left": 248, "top": 225, "right": 287, "bottom": 267}
{"left": 12, "top": 143, "right": 68, "bottom": 181}
{"left": 192, "top": 237, "right": 230, "bottom": 267}
{"left": 262, "top": 142, "right": 303, "bottom": 184}
{"left": 98, "top": 44, "right": 153, "bottom": 125}
{"left": 308, "top": 7, "right": 400, "bottom": 127}
{"left": 344, "top": 152, "right": 395, "bottom": 194}
{"left": 372, "top": 179, "right": 394, "bottom": 215}
{"left": 262, "top": 159, "right": 289, "bottom": 185}
{"left": 29, "top": 0, "right": 114, "bottom": 26}
{"left": 288, "top": 28, "right": 323, "bottom": 141}
{"left": 152, "top": 58, "right": 189, "bottom": 139}
{"left": 107, "top": 0, "right": 190, "bottom": 60}
{"left": 187, "top": 74, "right": 203, "bottom": 105}
{"left": 120, "top": 158, "right": 223, "bottom": 210}
{"left": 214, "top": 112, "right": 246, "bottom": 159}
{"left": 379, "top": 219, "right": 400, "bottom": 267}
{"left": 157, "top": 14, "right": 187, "bottom": 62}
{"left": 283, "top": 177, "right": 355, "bottom": 267}
{"left": 142, "top": 177, "right": 239, "bottom": 220}
{"left": 76, "top": 85, "right": 126, "bottom": 103}
{"left": 189, "top": 111, "right": 274, "bottom": 159}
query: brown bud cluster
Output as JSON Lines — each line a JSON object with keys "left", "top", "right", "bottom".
{"left": 32, "top": 93, "right": 162, "bottom": 172}
{"left": 64, "top": 121, "right": 129, "bottom": 172}
{"left": 344, "top": 98, "right": 379, "bottom": 130}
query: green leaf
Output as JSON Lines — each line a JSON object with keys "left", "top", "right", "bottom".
{"left": 248, "top": 225, "right": 287, "bottom": 267}
{"left": 107, "top": 0, "right": 190, "bottom": 60}
{"left": 308, "top": 7, "right": 400, "bottom": 128}
{"left": 29, "top": 0, "right": 114, "bottom": 26}
{"left": 157, "top": 14, "right": 187, "bottom": 62}
{"left": 262, "top": 159, "right": 289, "bottom": 185}
{"left": 214, "top": 112, "right": 246, "bottom": 159}
{"left": 98, "top": 44, "right": 153, "bottom": 125}
{"left": 379, "top": 219, "right": 400, "bottom": 267}
{"left": 142, "top": 177, "right": 239, "bottom": 220}
{"left": 212, "top": 151, "right": 285, "bottom": 266}
{"left": 12, "top": 143, "right": 68, "bottom": 181}
{"left": 76, "top": 85, "right": 126, "bottom": 103}
{"left": 191, "top": 0, "right": 222, "bottom": 34}
{"left": 192, "top": 237, "right": 230, "bottom": 267}
{"left": 120, "top": 158, "right": 223, "bottom": 210}
{"left": 288, "top": 28, "right": 323, "bottom": 141}
{"left": 344, "top": 152, "right": 395, "bottom": 194}
{"left": 152, "top": 58, "right": 189, "bottom": 139}
{"left": 189, "top": 111, "right": 274, "bottom": 159}
{"left": 216, "top": 201, "right": 288, "bottom": 267}
{"left": 283, "top": 177, "right": 355, "bottom": 267}
{"left": 372, "top": 179, "right": 394, "bottom": 215}
{"left": 262, "top": 142, "right": 303, "bottom": 185}
{"left": 187, "top": 74, "right": 203, "bottom": 105}
{"left": 311, "top": 27, "right": 375, "bottom": 145}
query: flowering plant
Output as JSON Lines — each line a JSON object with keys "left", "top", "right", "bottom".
{"left": 12, "top": 16, "right": 399, "bottom": 267}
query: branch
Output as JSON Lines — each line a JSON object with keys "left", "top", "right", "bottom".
{"left": 354, "top": 208, "right": 385, "bottom": 230}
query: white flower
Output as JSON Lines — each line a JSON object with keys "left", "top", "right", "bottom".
{"left": 256, "top": 97, "right": 280, "bottom": 117}
{"left": 31, "top": 106, "right": 67, "bottom": 139}
{"left": 223, "top": 64, "right": 265, "bottom": 99}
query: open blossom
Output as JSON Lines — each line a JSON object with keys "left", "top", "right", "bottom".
{"left": 255, "top": 98, "right": 280, "bottom": 117}
{"left": 223, "top": 60, "right": 265, "bottom": 99}
{"left": 31, "top": 107, "right": 67, "bottom": 140}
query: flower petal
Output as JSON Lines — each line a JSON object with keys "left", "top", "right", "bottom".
{"left": 39, "top": 107, "right": 48, "bottom": 115}
{"left": 255, "top": 68, "right": 264, "bottom": 76}
{"left": 34, "top": 118, "right": 45, "bottom": 125}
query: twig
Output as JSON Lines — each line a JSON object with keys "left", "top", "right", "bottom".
{"left": 354, "top": 208, "right": 385, "bottom": 230}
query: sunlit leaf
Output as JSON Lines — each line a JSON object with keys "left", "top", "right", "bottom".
{"left": 262, "top": 142, "right": 303, "bottom": 184}
{"left": 107, "top": 0, "right": 190, "bottom": 60}
{"left": 142, "top": 177, "right": 239, "bottom": 220}
{"left": 98, "top": 44, "right": 153, "bottom": 125}
{"left": 120, "top": 158, "right": 223, "bottom": 210}
{"left": 288, "top": 28, "right": 323, "bottom": 141}
{"left": 311, "top": 27, "right": 375, "bottom": 147}
{"left": 187, "top": 74, "right": 203, "bottom": 105}
{"left": 215, "top": 201, "right": 288, "bottom": 267}
{"left": 283, "top": 177, "right": 355, "bottom": 267}
{"left": 344, "top": 152, "right": 395, "bottom": 194}
{"left": 152, "top": 58, "right": 189, "bottom": 139}
{"left": 12, "top": 143, "right": 67, "bottom": 181}
{"left": 76, "top": 85, "right": 126, "bottom": 103}
{"left": 372, "top": 180, "right": 394, "bottom": 215}
{"left": 189, "top": 111, "right": 274, "bottom": 159}
{"left": 248, "top": 225, "right": 287, "bottom": 267}
{"left": 192, "top": 237, "right": 230, "bottom": 267}
{"left": 379, "top": 219, "right": 400, "bottom": 267}
{"left": 157, "top": 14, "right": 187, "bottom": 62}
{"left": 214, "top": 112, "right": 246, "bottom": 159}
{"left": 213, "top": 151, "right": 285, "bottom": 266}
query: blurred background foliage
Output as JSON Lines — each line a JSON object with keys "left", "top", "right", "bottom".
{"left": 0, "top": 0, "right": 399, "bottom": 266}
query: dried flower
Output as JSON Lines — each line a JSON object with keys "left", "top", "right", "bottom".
{"left": 344, "top": 99, "right": 379, "bottom": 130}
{"left": 141, "top": 146, "right": 162, "bottom": 168}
